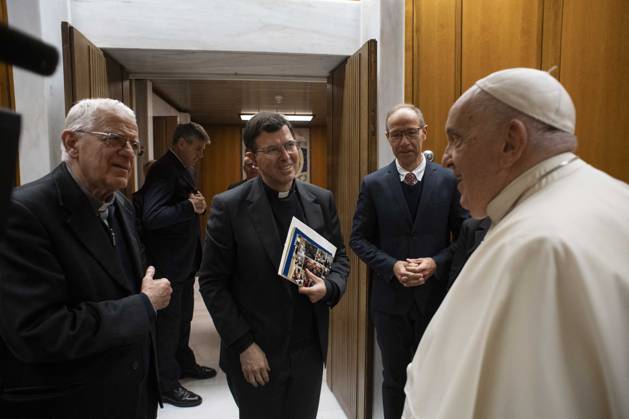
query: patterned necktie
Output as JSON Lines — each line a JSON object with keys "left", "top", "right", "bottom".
{"left": 403, "top": 172, "right": 418, "bottom": 186}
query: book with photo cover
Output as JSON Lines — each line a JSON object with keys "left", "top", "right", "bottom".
{"left": 278, "top": 217, "right": 337, "bottom": 287}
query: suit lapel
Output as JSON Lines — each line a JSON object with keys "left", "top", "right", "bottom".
{"left": 54, "top": 165, "right": 134, "bottom": 293}
{"left": 414, "top": 160, "right": 436, "bottom": 231}
{"left": 295, "top": 182, "right": 324, "bottom": 233}
{"left": 247, "top": 178, "right": 282, "bottom": 271}
{"left": 385, "top": 161, "right": 413, "bottom": 226}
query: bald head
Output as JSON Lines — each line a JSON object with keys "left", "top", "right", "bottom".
{"left": 243, "top": 155, "right": 259, "bottom": 180}
{"left": 445, "top": 68, "right": 578, "bottom": 217}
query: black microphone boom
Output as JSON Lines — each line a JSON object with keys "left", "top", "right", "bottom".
{"left": 0, "top": 24, "right": 59, "bottom": 76}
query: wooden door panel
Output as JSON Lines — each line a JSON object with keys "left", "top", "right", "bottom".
{"left": 461, "top": 0, "right": 543, "bottom": 90}
{"left": 559, "top": 0, "right": 629, "bottom": 182}
{"left": 327, "top": 40, "right": 377, "bottom": 419}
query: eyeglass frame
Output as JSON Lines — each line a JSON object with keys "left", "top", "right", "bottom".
{"left": 74, "top": 130, "right": 144, "bottom": 156}
{"left": 254, "top": 139, "right": 300, "bottom": 158}
{"left": 386, "top": 125, "right": 428, "bottom": 142}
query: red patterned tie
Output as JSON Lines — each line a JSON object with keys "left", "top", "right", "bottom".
{"left": 403, "top": 172, "right": 418, "bottom": 186}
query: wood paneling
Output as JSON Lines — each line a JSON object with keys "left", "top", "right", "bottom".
{"left": 404, "top": 0, "right": 415, "bottom": 103}
{"left": 310, "top": 125, "right": 328, "bottom": 188}
{"left": 560, "top": 0, "right": 629, "bottom": 182}
{"left": 106, "top": 54, "right": 132, "bottom": 108}
{"left": 327, "top": 40, "right": 377, "bottom": 419}
{"left": 152, "top": 116, "right": 178, "bottom": 161}
{"left": 1, "top": 0, "right": 18, "bottom": 185}
{"left": 541, "top": 0, "right": 564, "bottom": 75}
{"left": 201, "top": 125, "right": 241, "bottom": 196}
{"left": 0, "top": 0, "right": 14, "bottom": 111}
{"left": 415, "top": 0, "right": 458, "bottom": 162}
{"left": 461, "top": 0, "right": 543, "bottom": 90}
{"left": 404, "top": 0, "right": 628, "bottom": 181}
{"left": 61, "top": 22, "right": 109, "bottom": 112}
{"left": 197, "top": 125, "right": 243, "bottom": 234}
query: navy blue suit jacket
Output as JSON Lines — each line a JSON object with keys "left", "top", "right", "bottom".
{"left": 135, "top": 150, "right": 202, "bottom": 282}
{"left": 350, "top": 160, "right": 467, "bottom": 316}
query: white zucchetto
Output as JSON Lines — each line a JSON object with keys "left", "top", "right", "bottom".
{"left": 475, "top": 68, "right": 576, "bottom": 134}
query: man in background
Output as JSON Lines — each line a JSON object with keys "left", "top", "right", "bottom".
{"left": 228, "top": 155, "right": 259, "bottom": 189}
{"left": 0, "top": 98, "right": 172, "bottom": 418}
{"left": 350, "top": 104, "right": 467, "bottom": 419}
{"left": 199, "top": 112, "right": 349, "bottom": 419}
{"left": 135, "top": 122, "right": 215, "bottom": 407}
{"left": 403, "top": 68, "right": 629, "bottom": 419}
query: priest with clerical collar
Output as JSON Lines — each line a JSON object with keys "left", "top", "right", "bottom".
{"left": 403, "top": 68, "right": 629, "bottom": 419}
{"left": 198, "top": 112, "right": 349, "bottom": 419}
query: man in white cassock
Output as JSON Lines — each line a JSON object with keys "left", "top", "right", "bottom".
{"left": 402, "top": 67, "right": 629, "bottom": 419}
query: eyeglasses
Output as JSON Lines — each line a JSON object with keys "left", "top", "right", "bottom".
{"left": 76, "top": 130, "right": 144, "bottom": 156}
{"left": 255, "top": 140, "right": 299, "bottom": 158}
{"left": 387, "top": 127, "right": 425, "bottom": 142}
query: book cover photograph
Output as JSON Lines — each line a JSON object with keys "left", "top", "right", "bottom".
{"left": 278, "top": 217, "right": 336, "bottom": 287}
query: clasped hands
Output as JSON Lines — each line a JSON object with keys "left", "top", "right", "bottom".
{"left": 188, "top": 192, "right": 207, "bottom": 214}
{"left": 393, "top": 257, "right": 436, "bottom": 287}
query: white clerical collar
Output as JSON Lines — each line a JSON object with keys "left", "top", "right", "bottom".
{"left": 395, "top": 156, "right": 426, "bottom": 182}
{"left": 486, "top": 152, "right": 578, "bottom": 226}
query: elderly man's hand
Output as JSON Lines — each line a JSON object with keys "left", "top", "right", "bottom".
{"left": 141, "top": 266, "right": 172, "bottom": 310}
{"left": 298, "top": 269, "right": 327, "bottom": 303}
{"left": 240, "top": 343, "right": 271, "bottom": 387}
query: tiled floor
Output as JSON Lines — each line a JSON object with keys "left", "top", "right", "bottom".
{"left": 157, "top": 282, "right": 347, "bottom": 419}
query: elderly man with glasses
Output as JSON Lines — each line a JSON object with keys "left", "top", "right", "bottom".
{"left": 0, "top": 98, "right": 172, "bottom": 419}
{"left": 199, "top": 112, "right": 349, "bottom": 419}
{"left": 350, "top": 104, "right": 467, "bottom": 419}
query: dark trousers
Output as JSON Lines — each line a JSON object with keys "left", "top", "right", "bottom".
{"left": 226, "top": 343, "right": 323, "bottom": 419}
{"left": 156, "top": 273, "right": 196, "bottom": 392}
{"left": 374, "top": 305, "right": 429, "bottom": 419}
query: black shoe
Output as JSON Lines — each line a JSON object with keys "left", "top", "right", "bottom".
{"left": 180, "top": 364, "right": 217, "bottom": 380}
{"left": 162, "top": 384, "right": 202, "bottom": 407}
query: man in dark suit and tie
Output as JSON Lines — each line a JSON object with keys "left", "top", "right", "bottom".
{"left": 135, "top": 122, "right": 215, "bottom": 407}
{"left": 350, "top": 104, "right": 467, "bottom": 419}
{"left": 199, "top": 112, "right": 349, "bottom": 419}
{"left": 0, "top": 98, "right": 172, "bottom": 418}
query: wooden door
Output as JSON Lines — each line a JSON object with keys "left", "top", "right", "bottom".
{"left": 61, "top": 22, "right": 108, "bottom": 112}
{"left": 404, "top": 0, "right": 629, "bottom": 182}
{"left": 153, "top": 116, "right": 178, "bottom": 160}
{"left": 327, "top": 39, "right": 377, "bottom": 419}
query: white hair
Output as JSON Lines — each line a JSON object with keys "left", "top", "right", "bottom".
{"left": 61, "top": 98, "right": 136, "bottom": 161}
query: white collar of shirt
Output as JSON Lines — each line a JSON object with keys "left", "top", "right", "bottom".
{"left": 486, "top": 152, "right": 577, "bottom": 226}
{"left": 395, "top": 157, "right": 426, "bottom": 182}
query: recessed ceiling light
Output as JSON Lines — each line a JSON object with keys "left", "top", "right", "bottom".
{"left": 240, "top": 114, "right": 313, "bottom": 122}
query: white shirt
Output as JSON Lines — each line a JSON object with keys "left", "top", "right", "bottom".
{"left": 403, "top": 154, "right": 629, "bottom": 419}
{"left": 395, "top": 156, "right": 426, "bottom": 183}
